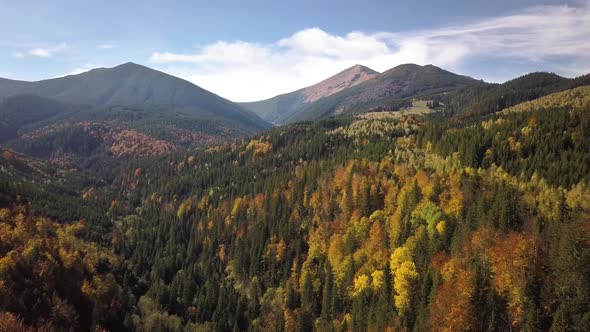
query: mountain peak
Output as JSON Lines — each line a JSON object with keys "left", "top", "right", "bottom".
{"left": 344, "top": 64, "right": 379, "bottom": 75}
{"left": 387, "top": 63, "right": 425, "bottom": 71}
{"left": 115, "top": 61, "right": 143, "bottom": 68}
{"left": 0, "top": 62, "right": 270, "bottom": 135}
{"left": 71, "top": 62, "right": 156, "bottom": 78}
{"left": 380, "top": 63, "right": 459, "bottom": 77}
{"left": 109, "top": 62, "right": 156, "bottom": 74}
{"left": 301, "top": 64, "right": 379, "bottom": 103}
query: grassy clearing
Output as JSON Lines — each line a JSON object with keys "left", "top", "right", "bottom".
{"left": 403, "top": 100, "right": 433, "bottom": 114}
{"left": 359, "top": 100, "right": 441, "bottom": 119}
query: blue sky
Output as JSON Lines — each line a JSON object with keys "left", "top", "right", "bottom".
{"left": 1, "top": 0, "right": 589, "bottom": 101}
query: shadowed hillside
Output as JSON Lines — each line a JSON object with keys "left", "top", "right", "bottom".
{"left": 0, "top": 62, "right": 269, "bottom": 133}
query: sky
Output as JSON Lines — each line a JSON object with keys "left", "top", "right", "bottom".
{"left": 1, "top": 0, "right": 589, "bottom": 101}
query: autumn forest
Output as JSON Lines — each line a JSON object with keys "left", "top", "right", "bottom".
{"left": 0, "top": 70, "right": 588, "bottom": 332}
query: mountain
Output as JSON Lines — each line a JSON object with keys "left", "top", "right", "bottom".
{"left": 242, "top": 63, "right": 479, "bottom": 124}
{"left": 0, "top": 63, "right": 271, "bottom": 160}
{"left": 285, "top": 63, "right": 479, "bottom": 123}
{"left": 240, "top": 64, "right": 378, "bottom": 124}
{"left": 0, "top": 62, "right": 269, "bottom": 133}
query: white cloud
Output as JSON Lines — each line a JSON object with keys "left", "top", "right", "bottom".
{"left": 96, "top": 44, "right": 114, "bottom": 49}
{"left": 29, "top": 48, "right": 51, "bottom": 57}
{"left": 149, "top": 4, "right": 590, "bottom": 102}
{"left": 57, "top": 63, "right": 102, "bottom": 78}
{"left": 12, "top": 52, "right": 25, "bottom": 58}
{"left": 65, "top": 67, "right": 91, "bottom": 76}
{"left": 28, "top": 42, "right": 68, "bottom": 58}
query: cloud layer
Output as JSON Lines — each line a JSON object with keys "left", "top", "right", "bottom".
{"left": 148, "top": 4, "right": 590, "bottom": 102}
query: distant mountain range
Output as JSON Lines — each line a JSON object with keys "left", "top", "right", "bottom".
{"left": 241, "top": 63, "right": 479, "bottom": 124}
{"left": 2, "top": 61, "right": 588, "bottom": 163}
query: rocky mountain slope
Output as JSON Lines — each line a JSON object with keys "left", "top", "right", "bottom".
{"left": 240, "top": 64, "right": 378, "bottom": 124}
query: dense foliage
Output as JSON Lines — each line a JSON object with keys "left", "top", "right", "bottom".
{"left": 1, "top": 85, "right": 590, "bottom": 331}
{"left": 420, "top": 86, "right": 590, "bottom": 187}
{"left": 0, "top": 205, "right": 129, "bottom": 331}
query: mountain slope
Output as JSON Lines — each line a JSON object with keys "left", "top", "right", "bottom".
{"left": 0, "top": 62, "right": 269, "bottom": 133}
{"left": 0, "top": 63, "right": 272, "bottom": 160}
{"left": 420, "top": 84, "right": 590, "bottom": 186}
{"left": 285, "top": 64, "right": 479, "bottom": 123}
{"left": 0, "top": 94, "right": 85, "bottom": 142}
{"left": 441, "top": 72, "right": 590, "bottom": 119}
{"left": 240, "top": 64, "right": 378, "bottom": 124}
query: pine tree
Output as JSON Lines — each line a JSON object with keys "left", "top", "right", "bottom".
{"left": 321, "top": 264, "right": 334, "bottom": 320}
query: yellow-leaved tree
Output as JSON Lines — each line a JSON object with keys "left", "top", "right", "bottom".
{"left": 393, "top": 261, "right": 418, "bottom": 316}
{"left": 490, "top": 232, "right": 538, "bottom": 329}
{"left": 390, "top": 245, "right": 417, "bottom": 317}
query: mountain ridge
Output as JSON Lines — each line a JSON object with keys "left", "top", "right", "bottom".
{"left": 284, "top": 63, "right": 480, "bottom": 123}
{"left": 240, "top": 64, "right": 379, "bottom": 124}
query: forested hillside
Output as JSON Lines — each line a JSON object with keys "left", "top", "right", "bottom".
{"left": 440, "top": 72, "right": 590, "bottom": 119}
{"left": 1, "top": 82, "right": 589, "bottom": 331}
{"left": 0, "top": 63, "right": 270, "bottom": 167}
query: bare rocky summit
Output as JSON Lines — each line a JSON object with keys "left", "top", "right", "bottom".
{"left": 301, "top": 64, "right": 378, "bottom": 103}
{"left": 239, "top": 64, "right": 379, "bottom": 124}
